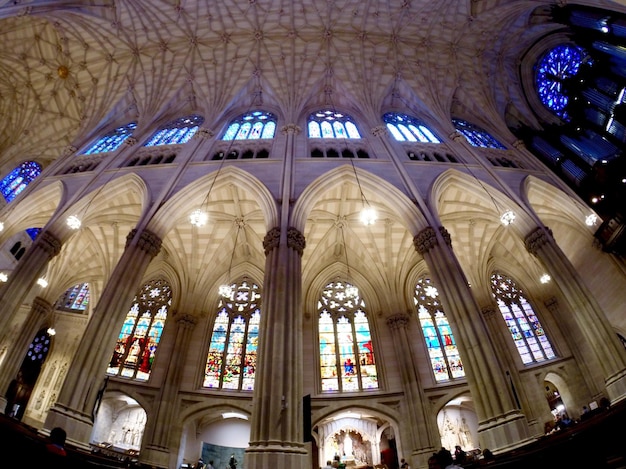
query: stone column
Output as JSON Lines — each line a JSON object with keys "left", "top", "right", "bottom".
{"left": 245, "top": 227, "right": 308, "bottom": 469}
{"left": 0, "top": 296, "right": 53, "bottom": 413}
{"left": 414, "top": 226, "right": 533, "bottom": 452}
{"left": 524, "top": 226, "right": 626, "bottom": 403}
{"left": 44, "top": 228, "right": 162, "bottom": 448}
{"left": 0, "top": 231, "right": 62, "bottom": 333}
{"left": 386, "top": 312, "right": 439, "bottom": 469}
{"left": 141, "top": 313, "right": 198, "bottom": 468}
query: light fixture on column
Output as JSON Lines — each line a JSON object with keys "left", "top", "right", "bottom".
{"left": 0, "top": 272, "right": 8, "bottom": 282}
{"left": 37, "top": 277, "right": 49, "bottom": 288}
{"left": 540, "top": 273, "right": 551, "bottom": 284}
{"left": 47, "top": 314, "right": 56, "bottom": 336}
{"left": 218, "top": 219, "right": 243, "bottom": 297}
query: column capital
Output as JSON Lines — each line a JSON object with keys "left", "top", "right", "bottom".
{"left": 524, "top": 226, "right": 553, "bottom": 256}
{"left": 386, "top": 312, "right": 411, "bottom": 330}
{"left": 281, "top": 123, "right": 301, "bottom": 135}
{"left": 287, "top": 227, "right": 306, "bottom": 256}
{"left": 32, "top": 296, "right": 53, "bottom": 316}
{"left": 263, "top": 227, "right": 281, "bottom": 255}
{"left": 37, "top": 231, "right": 62, "bottom": 258}
{"left": 413, "top": 226, "right": 438, "bottom": 254}
{"left": 438, "top": 226, "right": 452, "bottom": 247}
{"left": 126, "top": 229, "right": 162, "bottom": 257}
{"left": 481, "top": 305, "right": 498, "bottom": 319}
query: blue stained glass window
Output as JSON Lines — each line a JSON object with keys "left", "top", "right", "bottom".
{"left": 383, "top": 113, "right": 441, "bottom": 143}
{"left": 535, "top": 44, "right": 589, "bottom": 119}
{"left": 107, "top": 278, "right": 171, "bottom": 381}
{"left": 308, "top": 110, "right": 362, "bottom": 139}
{"left": 222, "top": 110, "right": 277, "bottom": 141}
{"left": 318, "top": 281, "right": 378, "bottom": 392}
{"left": 491, "top": 272, "right": 556, "bottom": 365}
{"left": 0, "top": 161, "right": 42, "bottom": 203}
{"left": 144, "top": 115, "right": 204, "bottom": 146}
{"left": 203, "top": 279, "right": 261, "bottom": 391}
{"left": 452, "top": 119, "right": 506, "bottom": 149}
{"left": 414, "top": 278, "right": 464, "bottom": 382}
{"left": 25, "top": 228, "right": 41, "bottom": 241}
{"left": 82, "top": 122, "right": 137, "bottom": 155}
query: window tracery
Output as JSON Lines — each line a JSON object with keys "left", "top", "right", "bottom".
{"left": 308, "top": 110, "right": 361, "bottom": 139}
{"left": 82, "top": 122, "right": 137, "bottom": 155}
{"left": 383, "top": 112, "right": 441, "bottom": 143}
{"left": 143, "top": 115, "right": 204, "bottom": 146}
{"left": 0, "top": 161, "right": 42, "bottom": 202}
{"left": 452, "top": 119, "right": 506, "bottom": 149}
{"left": 222, "top": 110, "right": 277, "bottom": 140}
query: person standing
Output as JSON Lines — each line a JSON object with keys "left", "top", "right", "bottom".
{"left": 229, "top": 454, "right": 237, "bottom": 469}
{"left": 205, "top": 460, "right": 215, "bottom": 469}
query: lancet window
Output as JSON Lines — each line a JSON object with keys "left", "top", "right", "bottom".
{"left": 81, "top": 122, "right": 137, "bottom": 155}
{"left": 308, "top": 110, "right": 361, "bottom": 139}
{"left": 383, "top": 112, "right": 441, "bottom": 143}
{"left": 452, "top": 119, "right": 506, "bottom": 149}
{"left": 414, "top": 277, "right": 464, "bottom": 382}
{"left": 490, "top": 272, "right": 556, "bottom": 364}
{"left": 107, "top": 278, "right": 171, "bottom": 381}
{"left": 0, "top": 161, "right": 42, "bottom": 202}
{"left": 222, "top": 110, "right": 277, "bottom": 140}
{"left": 56, "top": 283, "right": 90, "bottom": 312}
{"left": 144, "top": 115, "right": 204, "bottom": 146}
{"left": 203, "top": 279, "right": 261, "bottom": 391}
{"left": 318, "top": 281, "right": 378, "bottom": 392}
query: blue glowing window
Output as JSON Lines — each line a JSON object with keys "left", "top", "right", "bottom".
{"left": 0, "top": 161, "right": 42, "bottom": 203}
{"left": 308, "top": 110, "right": 361, "bottom": 139}
{"left": 82, "top": 122, "right": 137, "bottom": 155}
{"left": 144, "top": 115, "right": 204, "bottom": 147}
{"left": 383, "top": 113, "right": 440, "bottom": 143}
{"left": 223, "top": 111, "right": 277, "bottom": 140}
{"left": 535, "top": 44, "right": 588, "bottom": 119}
{"left": 452, "top": 119, "right": 506, "bottom": 149}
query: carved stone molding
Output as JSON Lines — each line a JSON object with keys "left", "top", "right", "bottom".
{"left": 524, "top": 226, "right": 553, "bottom": 256}
{"left": 544, "top": 296, "right": 558, "bottom": 312}
{"left": 371, "top": 125, "right": 388, "bottom": 137}
{"left": 176, "top": 313, "right": 198, "bottom": 328}
{"left": 386, "top": 312, "right": 410, "bottom": 330}
{"left": 263, "top": 227, "right": 281, "bottom": 255}
{"left": 32, "top": 296, "right": 53, "bottom": 316}
{"left": 413, "top": 226, "right": 438, "bottom": 254}
{"left": 123, "top": 136, "right": 138, "bottom": 147}
{"left": 37, "top": 231, "right": 62, "bottom": 258}
{"left": 449, "top": 131, "right": 465, "bottom": 143}
{"left": 281, "top": 123, "right": 301, "bottom": 135}
{"left": 193, "top": 127, "right": 214, "bottom": 139}
{"left": 287, "top": 227, "right": 306, "bottom": 255}
{"left": 438, "top": 226, "right": 452, "bottom": 247}
{"left": 481, "top": 306, "right": 498, "bottom": 319}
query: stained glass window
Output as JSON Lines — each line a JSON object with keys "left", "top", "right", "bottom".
{"left": 26, "top": 329, "right": 52, "bottom": 364}
{"left": 383, "top": 113, "right": 441, "bottom": 143}
{"left": 82, "top": 122, "right": 137, "bottom": 155}
{"left": 57, "top": 283, "right": 90, "bottom": 312}
{"left": 308, "top": 110, "right": 362, "bottom": 139}
{"left": 25, "top": 228, "right": 41, "bottom": 241}
{"left": 143, "top": 115, "right": 204, "bottom": 146}
{"left": 535, "top": 44, "right": 588, "bottom": 119}
{"left": 222, "top": 110, "right": 277, "bottom": 140}
{"left": 452, "top": 119, "right": 506, "bottom": 149}
{"left": 490, "top": 273, "right": 556, "bottom": 364}
{"left": 107, "top": 278, "right": 171, "bottom": 381}
{"left": 0, "top": 161, "right": 42, "bottom": 203}
{"left": 203, "top": 279, "right": 261, "bottom": 391}
{"left": 414, "top": 278, "right": 464, "bottom": 382}
{"left": 318, "top": 281, "right": 378, "bottom": 392}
